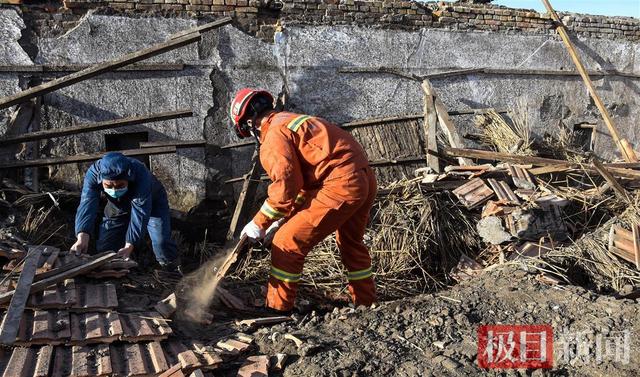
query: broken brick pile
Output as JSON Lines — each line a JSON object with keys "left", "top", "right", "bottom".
{"left": 8, "top": 0, "right": 640, "bottom": 41}
{"left": 0, "top": 248, "right": 271, "bottom": 376}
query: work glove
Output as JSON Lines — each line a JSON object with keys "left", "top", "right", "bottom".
{"left": 241, "top": 220, "right": 266, "bottom": 241}
{"left": 264, "top": 218, "right": 285, "bottom": 247}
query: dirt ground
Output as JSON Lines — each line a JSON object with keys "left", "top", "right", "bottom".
{"left": 245, "top": 265, "right": 640, "bottom": 377}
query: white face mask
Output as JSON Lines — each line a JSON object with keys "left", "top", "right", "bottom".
{"left": 104, "top": 187, "right": 128, "bottom": 198}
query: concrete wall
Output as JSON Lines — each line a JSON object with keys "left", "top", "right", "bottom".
{"left": 0, "top": 6, "right": 639, "bottom": 216}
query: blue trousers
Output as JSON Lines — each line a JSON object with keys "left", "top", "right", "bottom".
{"left": 96, "top": 194, "right": 178, "bottom": 266}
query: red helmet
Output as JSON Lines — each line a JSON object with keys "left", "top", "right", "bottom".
{"left": 229, "top": 88, "right": 274, "bottom": 138}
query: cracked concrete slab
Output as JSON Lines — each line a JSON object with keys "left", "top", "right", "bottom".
{"left": 36, "top": 14, "right": 214, "bottom": 210}
{"left": 36, "top": 13, "right": 200, "bottom": 65}
{"left": 275, "top": 25, "right": 640, "bottom": 159}
{"left": 0, "top": 8, "right": 33, "bottom": 133}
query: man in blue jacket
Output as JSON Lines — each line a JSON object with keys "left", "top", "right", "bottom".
{"left": 70, "top": 152, "right": 180, "bottom": 272}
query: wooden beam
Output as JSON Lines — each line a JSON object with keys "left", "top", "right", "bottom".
{"left": 592, "top": 158, "right": 630, "bottom": 203}
{"left": 0, "top": 64, "right": 185, "bottom": 73}
{"left": 0, "top": 33, "right": 204, "bottom": 110}
{"left": 169, "top": 17, "right": 233, "bottom": 40}
{"left": 217, "top": 236, "right": 249, "bottom": 279}
{"left": 377, "top": 180, "right": 466, "bottom": 196}
{"left": 634, "top": 225, "right": 640, "bottom": 270}
{"left": 342, "top": 109, "right": 508, "bottom": 129}
{"left": 226, "top": 149, "right": 262, "bottom": 241}
{"left": 0, "top": 146, "right": 176, "bottom": 170}
{"left": 0, "top": 110, "right": 193, "bottom": 147}
{"left": 422, "top": 80, "right": 440, "bottom": 172}
{"left": 338, "top": 66, "right": 640, "bottom": 80}
{"left": 140, "top": 139, "right": 206, "bottom": 149}
{"left": 221, "top": 140, "right": 256, "bottom": 150}
{"left": 422, "top": 80, "right": 473, "bottom": 166}
{"left": 445, "top": 147, "right": 640, "bottom": 180}
{"left": 219, "top": 109, "right": 509, "bottom": 150}
{"left": 0, "top": 252, "right": 117, "bottom": 305}
{"left": 0, "top": 246, "right": 42, "bottom": 345}
{"left": 368, "top": 156, "right": 427, "bottom": 167}
{"left": 224, "top": 155, "right": 429, "bottom": 184}
{"left": 443, "top": 147, "right": 575, "bottom": 167}
{"left": 541, "top": 0, "right": 634, "bottom": 162}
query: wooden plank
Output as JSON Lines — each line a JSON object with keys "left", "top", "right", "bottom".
{"left": 0, "top": 252, "right": 117, "bottom": 305}
{"left": 34, "top": 258, "right": 85, "bottom": 282}
{"left": 0, "top": 110, "right": 193, "bottom": 147}
{"left": 442, "top": 147, "right": 573, "bottom": 167}
{"left": 213, "top": 236, "right": 249, "bottom": 284}
{"left": 236, "top": 316, "right": 293, "bottom": 329}
{"left": 541, "top": 0, "right": 632, "bottom": 162}
{"left": 633, "top": 225, "right": 640, "bottom": 270}
{"left": 0, "top": 246, "right": 43, "bottom": 345}
{"left": 0, "top": 63, "right": 184, "bottom": 73}
{"left": 421, "top": 80, "right": 473, "bottom": 166}
{"left": 338, "top": 65, "right": 640, "bottom": 80}
{"left": 40, "top": 248, "right": 60, "bottom": 273}
{"left": 169, "top": 18, "right": 233, "bottom": 40}
{"left": 0, "top": 146, "right": 176, "bottom": 170}
{"left": 442, "top": 148, "right": 640, "bottom": 179}
{"left": 592, "top": 158, "right": 630, "bottom": 203}
{"left": 139, "top": 139, "right": 205, "bottom": 149}
{"left": 0, "top": 33, "right": 203, "bottom": 110}
{"left": 226, "top": 149, "right": 262, "bottom": 241}
{"left": 621, "top": 139, "right": 639, "bottom": 162}
{"left": 225, "top": 155, "right": 431, "bottom": 184}
{"left": 222, "top": 109, "right": 508, "bottom": 149}
{"left": 421, "top": 80, "right": 440, "bottom": 173}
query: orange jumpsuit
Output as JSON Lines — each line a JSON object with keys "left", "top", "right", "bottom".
{"left": 253, "top": 111, "right": 377, "bottom": 311}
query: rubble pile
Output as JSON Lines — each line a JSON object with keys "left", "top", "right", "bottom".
{"left": 230, "top": 110, "right": 640, "bottom": 306}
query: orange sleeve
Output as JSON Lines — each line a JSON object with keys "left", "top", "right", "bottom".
{"left": 253, "top": 130, "right": 304, "bottom": 229}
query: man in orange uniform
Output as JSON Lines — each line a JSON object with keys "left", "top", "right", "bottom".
{"left": 229, "top": 88, "right": 377, "bottom": 312}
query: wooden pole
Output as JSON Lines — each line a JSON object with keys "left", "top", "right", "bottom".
{"left": 541, "top": 0, "right": 636, "bottom": 163}
{"left": 0, "top": 33, "right": 204, "bottom": 110}
{"left": 592, "top": 158, "right": 630, "bottom": 203}
{"left": 0, "top": 110, "right": 193, "bottom": 147}
{"left": 0, "top": 146, "right": 177, "bottom": 170}
{"left": 422, "top": 80, "right": 473, "bottom": 166}
{"left": 421, "top": 80, "right": 440, "bottom": 172}
{"left": 226, "top": 149, "right": 263, "bottom": 241}
{"left": 0, "top": 247, "right": 42, "bottom": 345}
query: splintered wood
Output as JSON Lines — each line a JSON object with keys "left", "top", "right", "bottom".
{"left": 609, "top": 225, "right": 640, "bottom": 269}
{"left": 452, "top": 178, "right": 494, "bottom": 209}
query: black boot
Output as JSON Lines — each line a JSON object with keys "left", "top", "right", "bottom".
{"left": 160, "top": 260, "right": 183, "bottom": 277}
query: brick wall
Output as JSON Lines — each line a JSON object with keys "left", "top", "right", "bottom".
{"left": 7, "top": 0, "right": 640, "bottom": 41}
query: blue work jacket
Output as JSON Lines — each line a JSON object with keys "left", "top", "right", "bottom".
{"left": 74, "top": 155, "right": 166, "bottom": 245}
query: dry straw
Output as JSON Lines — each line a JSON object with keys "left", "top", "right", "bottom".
{"left": 229, "top": 179, "right": 482, "bottom": 300}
